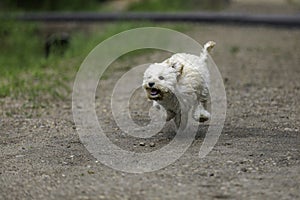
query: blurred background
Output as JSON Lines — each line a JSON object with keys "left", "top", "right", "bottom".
{"left": 0, "top": 0, "right": 299, "bottom": 101}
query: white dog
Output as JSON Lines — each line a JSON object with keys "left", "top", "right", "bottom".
{"left": 143, "top": 41, "right": 215, "bottom": 128}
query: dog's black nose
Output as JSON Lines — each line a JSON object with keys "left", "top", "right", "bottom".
{"left": 148, "top": 82, "right": 155, "bottom": 87}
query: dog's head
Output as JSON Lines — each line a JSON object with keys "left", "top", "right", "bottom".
{"left": 143, "top": 62, "right": 183, "bottom": 101}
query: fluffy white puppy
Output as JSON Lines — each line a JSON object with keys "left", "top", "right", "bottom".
{"left": 143, "top": 41, "right": 215, "bottom": 128}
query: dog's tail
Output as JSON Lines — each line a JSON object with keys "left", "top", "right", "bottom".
{"left": 200, "top": 41, "right": 216, "bottom": 61}
{"left": 204, "top": 41, "right": 216, "bottom": 53}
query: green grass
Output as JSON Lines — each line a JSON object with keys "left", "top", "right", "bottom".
{"left": 0, "top": 20, "right": 74, "bottom": 100}
{"left": 128, "top": 0, "right": 230, "bottom": 12}
{"left": 0, "top": 20, "right": 190, "bottom": 103}
{"left": 0, "top": 0, "right": 107, "bottom": 11}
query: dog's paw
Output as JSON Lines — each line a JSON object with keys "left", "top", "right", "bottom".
{"left": 194, "top": 109, "right": 210, "bottom": 122}
{"left": 199, "top": 110, "right": 210, "bottom": 122}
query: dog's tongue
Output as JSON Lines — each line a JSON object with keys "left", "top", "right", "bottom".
{"left": 151, "top": 89, "right": 159, "bottom": 95}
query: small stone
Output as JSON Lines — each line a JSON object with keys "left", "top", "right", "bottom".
{"left": 241, "top": 167, "right": 247, "bottom": 172}
{"left": 139, "top": 142, "right": 145, "bottom": 146}
{"left": 149, "top": 142, "right": 155, "bottom": 147}
{"left": 42, "top": 174, "right": 50, "bottom": 179}
{"left": 284, "top": 127, "right": 293, "bottom": 132}
{"left": 239, "top": 160, "right": 246, "bottom": 164}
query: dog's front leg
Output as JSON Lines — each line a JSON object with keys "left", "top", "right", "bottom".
{"left": 174, "top": 113, "right": 181, "bottom": 128}
{"left": 153, "top": 101, "right": 175, "bottom": 121}
{"left": 166, "top": 110, "right": 176, "bottom": 121}
{"left": 193, "top": 103, "right": 210, "bottom": 122}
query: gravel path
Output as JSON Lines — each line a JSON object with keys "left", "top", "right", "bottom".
{"left": 1, "top": 24, "right": 300, "bottom": 199}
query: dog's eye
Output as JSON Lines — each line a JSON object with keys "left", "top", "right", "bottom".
{"left": 158, "top": 76, "right": 164, "bottom": 80}
{"left": 171, "top": 64, "right": 175, "bottom": 68}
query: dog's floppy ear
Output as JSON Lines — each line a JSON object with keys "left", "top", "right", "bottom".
{"left": 170, "top": 62, "right": 184, "bottom": 78}
{"left": 165, "top": 59, "right": 184, "bottom": 78}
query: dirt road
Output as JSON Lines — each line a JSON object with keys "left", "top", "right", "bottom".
{"left": 1, "top": 24, "right": 300, "bottom": 199}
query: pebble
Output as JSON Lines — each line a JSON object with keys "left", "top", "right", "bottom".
{"left": 149, "top": 142, "right": 155, "bottom": 147}
{"left": 42, "top": 174, "right": 50, "bottom": 179}
{"left": 241, "top": 167, "right": 248, "bottom": 172}
{"left": 139, "top": 142, "right": 145, "bottom": 146}
{"left": 284, "top": 127, "right": 293, "bottom": 132}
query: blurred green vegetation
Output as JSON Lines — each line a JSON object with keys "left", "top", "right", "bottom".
{"left": 0, "top": 0, "right": 211, "bottom": 102}
{"left": 0, "top": 20, "right": 188, "bottom": 101}
{"left": 0, "top": 0, "right": 230, "bottom": 12}
{"left": 0, "top": 0, "right": 107, "bottom": 11}
{"left": 129, "top": 0, "right": 230, "bottom": 12}
{"left": 0, "top": 20, "right": 71, "bottom": 99}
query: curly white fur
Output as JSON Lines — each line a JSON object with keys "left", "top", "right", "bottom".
{"left": 143, "top": 41, "right": 215, "bottom": 128}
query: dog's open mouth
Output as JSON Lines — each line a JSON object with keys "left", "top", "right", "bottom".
{"left": 150, "top": 88, "right": 159, "bottom": 96}
{"left": 146, "top": 88, "right": 162, "bottom": 100}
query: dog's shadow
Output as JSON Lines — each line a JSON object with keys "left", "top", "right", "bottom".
{"left": 160, "top": 122, "right": 209, "bottom": 141}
